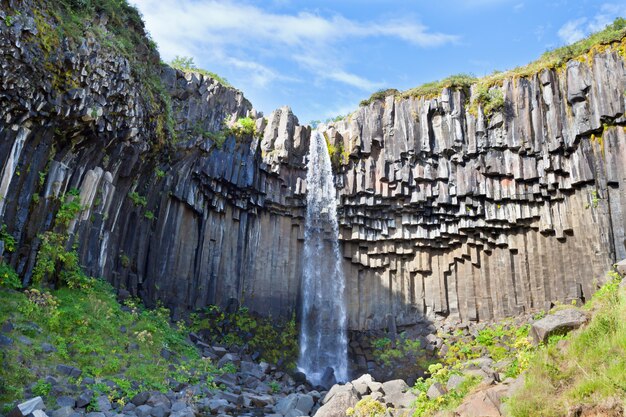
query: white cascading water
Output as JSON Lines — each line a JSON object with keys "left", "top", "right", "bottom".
{"left": 298, "top": 130, "right": 348, "bottom": 385}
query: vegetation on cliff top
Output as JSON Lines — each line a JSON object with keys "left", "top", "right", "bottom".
{"left": 170, "top": 56, "right": 231, "bottom": 87}
{"left": 360, "top": 17, "right": 626, "bottom": 106}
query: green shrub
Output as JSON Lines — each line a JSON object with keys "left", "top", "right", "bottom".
{"left": 402, "top": 73, "right": 477, "bottom": 99}
{"left": 128, "top": 191, "right": 147, "bottom": 207}
{"left": 170, "top": 55, "right": 230, "bottom": 87}
{"left": 0, "top": 262, "right": 21, "bottom": 289}
{"left": 190, "top": 306, "right": 299, "bottom": 369}
{"left": 0, "top": 224, "right": 16, "bottom": 252}
{"left": 229, "top": 117, "right": 257, "bottom": 139}
{"left": 470, "top": 84, "right": 505, "bottom": 117}
{"left": 32, "top": 379, "right": 52, "bottom": 397}
{"left": 347, "top": 396, "right": 389, "bottom": 416}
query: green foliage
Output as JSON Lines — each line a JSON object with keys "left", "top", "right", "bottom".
{"left": 371, "top": 334, "right": 430, "bottom": 367}
{"left": 32, "top": 231, "right": 92, "bottom": 289}
{"left": 0, "top": 224, "right": 16, "bottom": 252}
{"left": 31, "top": 188, "right": 91, "bottom": 288}
{"left": 0, "top": 262, "right": 21, "bottom": 289}
{"left": 4, "top": 12, "right": 21, "bottom": 27}
{"left": 190, "top": 306, "right": 299, "bottom": 369}
{"left": 32, "top": 379, "right": 52, "bottom": 397}
{"left": 144, "top": 210, "right": 155, "bottom": 221}
{"left": 229, "top": 117, "right": 258, "bottom": 139}
{"left": 269, "top": 381, "right": 281, "bottom": 394}
{"left": 128, "top": 191, "right": 147, "bottom": 207}
{"left": 401, "top": 73, "right": 477, "bottom": 99}
{"left": 469, "top": 84, "right": 505, "bottom": 117}
{"left": 441, "top": 322, "right": 534, "bottom": 378}
{"left": 170, "top": 55, "right": 231, "bottom": 87}
{"left": 347, "top": 396, "right": 389, "bottom": 417}
{"left": 154, "top": 168, "right": 165, "bottom": 179}
{"left": 55, "top": 188, "right": 82, "bottom": 227}
{"left": 360, "top": 88, "right": 400, "bottom": 106}
{"left": 506, "top": 272, "right": 626, "bottom": 416}
{"left": 0, "top": 278, "right": 226, "bottom": 405}
{"left": 324, "top": 134, "right": 350, "bottom": 168}
{"left": 411, "top": 366, "right": 481, "bottom": 417}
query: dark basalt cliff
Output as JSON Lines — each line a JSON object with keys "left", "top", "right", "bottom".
{"left": 1, "top": 1, "right": 626, "bottom": 334}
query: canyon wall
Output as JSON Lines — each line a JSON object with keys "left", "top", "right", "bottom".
{"left": 1, "top": 1, "right": 626, "bottom": 331}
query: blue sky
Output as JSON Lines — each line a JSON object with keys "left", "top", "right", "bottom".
{"left": 132, "top": 0, "right": 626, "bottom": 123}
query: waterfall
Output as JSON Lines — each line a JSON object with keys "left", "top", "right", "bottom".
{"left": 298, "top": 130, "right": 348, "bottom": 385}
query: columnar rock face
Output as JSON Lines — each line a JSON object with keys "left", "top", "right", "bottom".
{"left": 318, "top": 49, "right": 626, "bottom": 329}
{"left": 1, "top": 1, "right": 626, "bottom": 331}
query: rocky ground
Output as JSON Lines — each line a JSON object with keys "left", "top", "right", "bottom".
{"left": 3, "top": 297, "right": 595, "bottom": 417}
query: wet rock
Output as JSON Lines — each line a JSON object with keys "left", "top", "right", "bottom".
{"left": 319, "top": 367, "right": 336, "bottom": 391}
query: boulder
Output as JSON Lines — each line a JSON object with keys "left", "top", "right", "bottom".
{"left": 320, "top": 367, "right": 337, "bottom": 391}
{"left": 615, "top": 259, "right": 626, "bottom": 276}
{"left": 381, "top": 379, "right": 409, "bottom": 396}
{"left": 131, "top": 392, "right": 149, "bottom": 406}
{"left": 96, "top": 395, "right": 111, "bottom": 412}
{"left": 56, "top": 365, "right": 82, "bottom": 378}
{"left": 9, "top": 397, "right": 45, "bottom": 417}
{"left": 454, "top": 384, "right": 509, "bottom": 417}
{"left": 76, "top": 391, "right": 93, "bottom": 408}
{"left": 530, "top": 308, "right": 588, "bottom": 344}
{"left": 55, "top": 397, "right": 75, "bottom": 408}
{"left": 135, "top": 405, "right": 153, "bottom": 417}
{"left": 446, "top": 374, "right": 466, "bottom": 391}
{"left": 385, "top": 391, "right": 417, "bottom": 409}
{"left": 275, "top": 393, "right": 299, "bottom": 415}
{"left": 295, "top": 394, "right": 314, "bottom": 415}
{"left": 50, "top": 407, "right": 74, "bottom": 417}
{"left": 426, "top": 382, "right": 446, "bottom": 400}
{"left": 217, "top": 353, "right": 240, "bottom": 369}
{"left": 313, "top": 390, "right": 358, "bottom": 417}
{"left": 322, "top": 383, "right": 356, "bottom": 405}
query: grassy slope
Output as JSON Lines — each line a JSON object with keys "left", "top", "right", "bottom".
{"left": 0, "top": 279, "right": 224, "bottom": 410}
{"left": 505, "top": 274, "right": 626, "bottom": 416}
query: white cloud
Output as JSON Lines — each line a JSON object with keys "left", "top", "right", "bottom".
{"left": 131, "top": 0, "right": 457, "bottom": 91}
{"left": 558, "top": 3, "right": 626, "bottom": 45}
{"left": 558, "top": 17, "right": 587, "bottom": 44}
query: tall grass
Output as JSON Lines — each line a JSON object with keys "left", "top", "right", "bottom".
{"left": 505, "top": 273, "right": 626, "bottom": 416}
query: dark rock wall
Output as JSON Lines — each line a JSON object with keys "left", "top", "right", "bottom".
{"left": 2, "top": 1, "right": 626, "bottom": 330}
{"left": 321, "top": 47, "right": 626, "bottom": 329}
